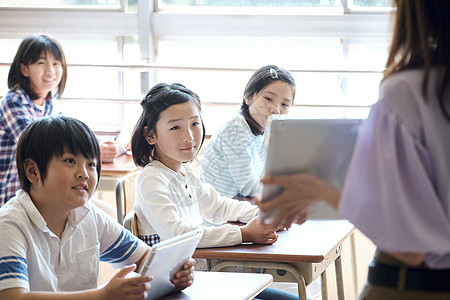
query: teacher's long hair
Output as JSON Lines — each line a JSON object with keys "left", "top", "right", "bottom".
{"left": 384, "top": 0, "right": 450, "bottom": 121}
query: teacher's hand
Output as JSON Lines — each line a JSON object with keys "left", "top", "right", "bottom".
{"left": 257, "top": 173, "right": 341, "bottom": 228}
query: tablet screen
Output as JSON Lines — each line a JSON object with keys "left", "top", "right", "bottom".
{"left": 139, "top": 228, "right": 203, "bottom": 300}
{"left": 261, "top": 118, "right": 364, "bottom": 221}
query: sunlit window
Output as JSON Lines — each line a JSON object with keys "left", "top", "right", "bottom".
{"left": 0, "top": 0, "right": 392, "bottom": 134}
{"left": 0, "top": 0, "right": 120, "bottom": 7}
{"left": 158, "top": 0, "right": 342, "bottom": 8}
{"left": 158, "top": 0, "right": 392, "bottom": 9}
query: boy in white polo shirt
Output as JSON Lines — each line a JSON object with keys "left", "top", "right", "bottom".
{"left": 0, "top": 116, "right": 194, "bottom": 299}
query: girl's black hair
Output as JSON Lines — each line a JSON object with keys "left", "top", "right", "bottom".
{"left": 131, "top": 83, "right": 206, "bottom": 167}
{"left": 16, "top": 116, "right": 101, "bottom": 193}
{"left": 241, "top": 65, "right": 296, "bottom": 135}
{"left": 8, "top": 34, "right": 67, "bottom": 100}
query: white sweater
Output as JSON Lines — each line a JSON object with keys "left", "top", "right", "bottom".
{"left": 134, "top": 160, "right": 259, "bottom": 248}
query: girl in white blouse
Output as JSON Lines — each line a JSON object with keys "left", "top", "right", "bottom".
{"left": 130, "top": 83, "right": 303, "bottom": 300}
{"left": 131, "top": 82, "right": 279, "bottom": 248}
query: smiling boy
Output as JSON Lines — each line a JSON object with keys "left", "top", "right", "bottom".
{"left": 0, "top": 116, "right": 194, "bottom": 300}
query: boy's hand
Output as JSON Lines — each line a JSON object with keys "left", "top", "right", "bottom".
{"left": 240, "top": 217, "right": 279, "bottom": 244}
{"left": 101, "top": 264, "right": 152, "bottom": 300}
{"left": 171, "top": 258, "right": 196, "bottom": 291}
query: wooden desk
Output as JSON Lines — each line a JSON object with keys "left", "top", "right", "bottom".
{"left": 160, "top": 271, "right": 273, "bottom": 300}
{"left": 98, "top": 154, "right": 139, "bottom": 192}
{"left": 100, "top": 154, "right": 138, "bottom": 176}
{"left": 193, "top": 220, "right": 355, "bottom": 300}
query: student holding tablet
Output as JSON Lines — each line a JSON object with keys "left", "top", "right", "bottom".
{"left": 0, "top": 116, "right": 195, "bottom": 300}
{"left": 258, "top": 1, "right": 450, "bottom": 298}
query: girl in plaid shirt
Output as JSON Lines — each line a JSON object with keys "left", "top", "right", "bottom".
{"left": 0, "top": 34, "right": 67, "bottom": 206}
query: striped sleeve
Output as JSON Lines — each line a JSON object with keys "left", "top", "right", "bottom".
{"left": 0, "top": 203, "right": 30, "bottom": 291}
{"left": 0, "top": 256, "right": 28, "bottom": 284}
{"left": 94, "top": 206, "right": 148, "bottom": 268}
{"left": 0, "top": 257, "right": 29, "bottom": 292}
{"left": 100, "top": 229, "right": 140, "bottom": 264}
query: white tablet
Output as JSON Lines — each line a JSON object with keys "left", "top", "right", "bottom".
{"left": 260, "top": 117, "right": 364, "bottom": 221}
{"left": 138, "top": 228, "right": 203, "bottom": 300}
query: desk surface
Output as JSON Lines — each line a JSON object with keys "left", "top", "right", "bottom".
{"left": 160, "top": 271, "right": 272, "bottom": 300}
{"left": 194, "top": 220, "right": 354, "bottom": 263}
{"left": 101, "top": 154, "right": 139, "bottom": 176}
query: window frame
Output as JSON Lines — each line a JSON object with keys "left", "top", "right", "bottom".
{"left": 0, "top": 1, "right": 394, "bottom": 132}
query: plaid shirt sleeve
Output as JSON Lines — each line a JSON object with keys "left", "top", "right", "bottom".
{"left": 0, "top": 88, "right": 53, "bottom": 206}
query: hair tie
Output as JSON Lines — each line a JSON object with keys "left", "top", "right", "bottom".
{"left": 269, "top": 68, "right": 279, "bottom": 79}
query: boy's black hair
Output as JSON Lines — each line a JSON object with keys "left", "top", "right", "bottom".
{"left": 16, "top": 116, "right": 101, "bottom": 193}
{"left": 131, "top": 82, "right": 206, "bottom": 167}
{"left": 241, "top": 65, "right": 296, "bottom": 135}
{"left": 8, "top": 34, "right": 67, "bottom": 100}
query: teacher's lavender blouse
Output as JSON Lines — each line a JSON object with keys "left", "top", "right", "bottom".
{"left": 339, "top": 69, "right": 450, "bottom": 269}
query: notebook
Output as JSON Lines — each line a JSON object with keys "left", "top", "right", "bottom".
{"left": 260, "top": 117, "right": 364, "bottom": 221}
{"left": 138, "top": 228, "right": 203, "bottom": 300}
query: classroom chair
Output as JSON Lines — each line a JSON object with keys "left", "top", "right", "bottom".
{"left": 123, "top": 209, "right": 140, "bottom": 236}
{"left": 115, "top": 170, "right": 139, "bottom": 225}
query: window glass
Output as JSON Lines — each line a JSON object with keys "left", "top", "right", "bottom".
{"left": 158, "top": 37, "right": 345, "bottom": 70}
{"left": 127, "top": 0, "right": 138, "bottom": 11}
{"left": 351, "top": 0, "right": 392, "bottom": 8}
{"left": 0, "top": 0, "right": 119, "bottom": 7}
{"left": 157, "top": 35, "right": 384, "bottom": 123}
{"left": 0, "top": 39, "right": 20, "bottom": 97}
{"left": 122, "top": 36, "right": 142, "bottom": 99}
{"left": 0, "top": 2, "right": 390, "bottom": 132}
{"left": 0, "top": 66, "right": 8, "bottom": 98}
{"left": 347, "top": 39, "right": 390, "bottom": 70}
{"left": 345, "top": 73, "right": 382, "bottom": 105}
{"left": 159, "top": 0, "right": 392, "bottom": 9}
{"left": 58, "top": 100, "right": 123, "bottom": 132}
{"left": 159, "top": 0, "right": 341, "bottom": 8}
{"left": 61, "top": 40, "right": 121, "bottom": 99}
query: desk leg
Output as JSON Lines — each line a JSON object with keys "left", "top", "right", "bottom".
{"left": 335, "top": 255, "right": 345, "bottom": 300}
{"left": 349, "top": 232, "right": 359, "bottom": 298}
{"left": 321, "top": 269, "right": 328, "bottom": 300}
{"left": 209, "top": 260, "right": 307, "bottom": 300}
{"left": 296, "top": 274, "right": 307, "bottom": 300}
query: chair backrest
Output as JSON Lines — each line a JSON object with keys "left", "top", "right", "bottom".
{"left": 123, "top": 209, "right": 139, "bottom": 236}
{"left": 115, "top": 170, "right": 139, "bottom": 225}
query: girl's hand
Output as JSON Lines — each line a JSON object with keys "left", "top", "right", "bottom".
{"left": 257, "top": 173, "right": 341, "bottom": 228}
{"left": 100, "top": 264, "right": 152, "bottom": 300}
{"left": 171, "top": 258, "right": 196, "bottom": 291}
{"left": 240, "top": 217, "right": 279, "bottom": 244}
{"left": 100, "top": 141, "right": 119, "bottom": 163}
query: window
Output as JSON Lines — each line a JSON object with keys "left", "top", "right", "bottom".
{"left": 0, "top": 0, "right": 393, "bottom": 134}
{"left": 0, "top": 0, "right": 121, "bottom": 7}
{"left": 158, "top": 0, "right": 342, "bottom": 8}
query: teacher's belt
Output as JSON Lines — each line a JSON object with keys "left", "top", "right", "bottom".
{"left": 368, "top": 260, "right": 450, "bottom": 292}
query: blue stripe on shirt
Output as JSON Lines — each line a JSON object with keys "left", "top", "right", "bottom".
{"left": 0, "top": 256, "right": 28, "bottom": 282}
{"left": 100, "top": 229, "right": 139, "bottom": 263}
